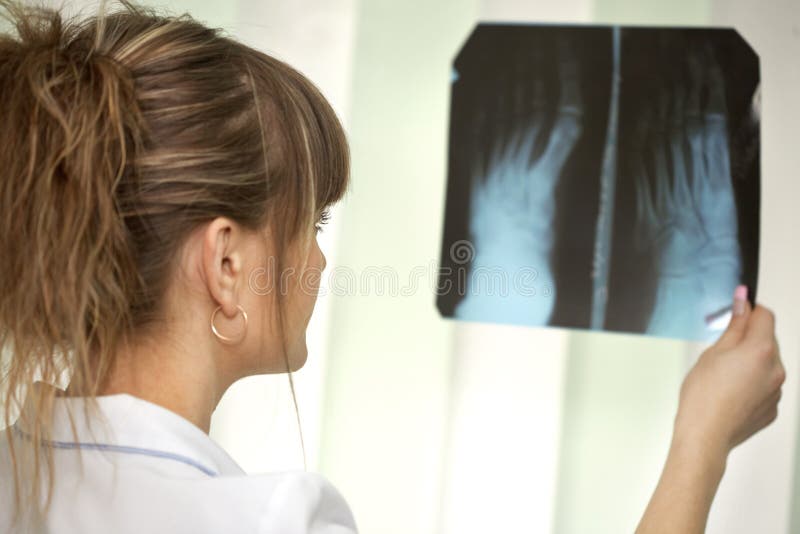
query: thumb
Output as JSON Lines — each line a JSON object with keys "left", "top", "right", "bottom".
{"left": 714, "top": 285, "right": 751, "bottom": 350}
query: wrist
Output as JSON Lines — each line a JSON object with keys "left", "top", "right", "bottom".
{"left": 636, "top": 419, "right": 728, "bottom": 534}
{"left": 671, "top": 415, "right": 730, "bottom": 480}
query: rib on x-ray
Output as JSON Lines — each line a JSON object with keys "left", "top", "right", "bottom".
{"left": 436, "top": 25, "right": 760, "bottom": 342}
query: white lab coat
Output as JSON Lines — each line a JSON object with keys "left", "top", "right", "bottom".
{"left": 0, "top": 388, "right": 358, "bottom": 534}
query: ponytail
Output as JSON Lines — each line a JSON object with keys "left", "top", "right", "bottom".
{"left": 0, "top": 0, "right": 142, "bottom": 524}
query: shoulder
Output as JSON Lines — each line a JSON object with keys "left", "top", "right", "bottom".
{"left": 254, "top": 471, "right": 358, "bottom": 533}
{"left": 1, "top": 448, "right": 358, "bottom": 534}
{"left": 180, "top": 470, "right": 359, "bottom": 534}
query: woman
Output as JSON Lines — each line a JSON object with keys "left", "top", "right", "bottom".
{"left": 0, "top": 2, "right": 785, "bottom": 533}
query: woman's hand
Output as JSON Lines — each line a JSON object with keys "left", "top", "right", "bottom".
{"left": 675, "top": 293, "right": 785, "bottom": 458}
{"left": 636, "top": 288, "right": 785, "bottom": 534}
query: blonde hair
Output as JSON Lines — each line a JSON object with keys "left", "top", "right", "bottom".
{"left": 0, "top": 0, "right": 349, "bottom": 527}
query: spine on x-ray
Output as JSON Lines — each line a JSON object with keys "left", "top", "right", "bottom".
{"left": 590, "top": 27, "right": 621, "bottom": 330}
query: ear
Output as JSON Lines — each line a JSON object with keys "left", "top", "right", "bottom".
{"left": 201, "top": 217, "right": 245, "bottom": 318}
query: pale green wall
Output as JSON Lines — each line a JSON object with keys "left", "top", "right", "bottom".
{"left": 145, "top": 0, "right": 238, "bottom": 28}
{"left": 316, "top": 1, "right": 479, "bottom": 533}
{"left": 593, "top": 0, "right": 710, "bottom": 24}
{"left": 553, "top": 333, "right": 690, "bottom": 532}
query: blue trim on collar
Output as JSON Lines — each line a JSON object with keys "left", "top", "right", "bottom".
{"left": 11, "top": 425, "right": 219, "bottom": 477}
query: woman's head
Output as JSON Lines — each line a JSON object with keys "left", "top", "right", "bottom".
{"left": 0, "top": 0, "right": 348, "bottom": 521}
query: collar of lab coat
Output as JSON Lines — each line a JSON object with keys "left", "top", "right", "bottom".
{"left": 13, "top": 382, "right": 246, "bottom": 478}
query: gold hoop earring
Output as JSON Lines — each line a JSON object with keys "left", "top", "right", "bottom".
{"left": 210, "top": 304, "right": 248, "bottom": 345}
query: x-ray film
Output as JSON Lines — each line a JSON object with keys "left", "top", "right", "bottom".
{"left": 436, "top": 25, "right": 760, "bottom": 342}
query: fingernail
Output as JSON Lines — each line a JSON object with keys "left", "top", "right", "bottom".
{"left": 733, "top": 285, "right": 748, "bottom": 316}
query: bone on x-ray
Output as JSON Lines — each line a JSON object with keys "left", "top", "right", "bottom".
{"left": 437, "top": 25, "right": 760, "bottom": 343}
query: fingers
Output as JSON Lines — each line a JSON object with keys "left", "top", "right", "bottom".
{"left": 508, "top": 42, "right": 544, "bottom": 180}
{"left": 500, "top": 38, "right": 551, "bottom": 199}
{"left": 702, "top": 45, "right": 733, "bottom": 192}
{"left": 556, "top": 35, "right": 581, "bottom": 117}
{"left": 510, "top": 36, "right": 530, "bottom": 123}
{"left": 752, "top": 368, "right": 784, "bottom": 433}
{"left": 743, "top": 304, "right": 777, "bottom": 348}
{"left": 669, "top": 82, "right": 702, "bottom": 232}
{"left": 511, "top": 36, "right": 548, "bottom": 162}
{"left": 466, "top": 48, "right": 494, "bottom": 183}
{"left": 686, "top": 43, "right": 732, "bottom": 194}
{"left": 704, "top": 44, "right": 728, "bottom": 117}
{"left": 685, "top": 52, "right": 703, "bottom": 119}
{"left": 772, "top": 345, "right": 787, "bottom": 392}
{"left": 713, "top": 287, "right": 751, "bottom": 350}
{"left": 524, "top": 45, "right": 548, "bottom": 165}
{"left": 484, "top": 37, "right": 549, "bottom": 191}
{"left": 685, "top": 50, "right": 709, "bottom": 239}
{"left": 484, "top": 64, "right": 514, "bottom": 178}
{"left": 480, "top": 37, "right": 518, "bottom": 180}
{"left": 742, "top": 305, "right": 785, "bottom": 405}
{"left": 685, "top": 58, "right": 703, "bottom": 195}
{"left": 650, "top": 87, "right": 674, "bottom": 221}
{"left": 536, "top": 35, "right": 582, "bottom": 174}
{"left": 507, "top": 39, "right": 532, "bottom": 161}
{"left": 734, "top": 303, "right": 785, "bottom": 439}
{"left": 631, "top": 105, "right": 657, "bottom": 251}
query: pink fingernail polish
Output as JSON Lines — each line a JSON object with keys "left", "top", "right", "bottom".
{"left": 734, "top": 285, "right": 748, "bottom": 316}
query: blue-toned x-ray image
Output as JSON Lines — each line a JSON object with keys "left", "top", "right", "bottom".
{"left": 436, "top": 25, "right": 760, "bottom": 343}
